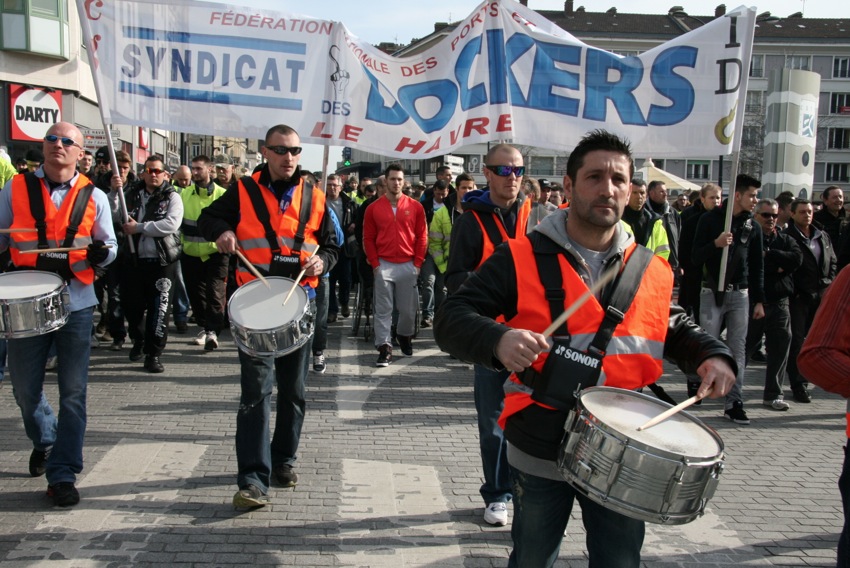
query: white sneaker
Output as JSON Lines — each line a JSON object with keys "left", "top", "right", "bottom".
{"left": 204, "top": 331, "right": 219, "bottom": 351}
{"left": 193, "top": 330, "right": 207, "bottom": 346}
{"left": 762, "top": 397, "right": 790, "bottom": 411}
{"left": 483, "top": 502, "right": 508, "bottom": 526}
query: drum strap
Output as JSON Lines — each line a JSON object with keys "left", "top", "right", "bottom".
{"left": 241, "top": 176, "right": 313, "bottom": 255}
{"left": 518, "top": 245, "right": 653, "bottom": 387}
{"left": 24, "top": 173, "right": 94, "bottom": 248}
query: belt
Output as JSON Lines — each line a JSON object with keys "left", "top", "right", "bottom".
{"left": 702, "top": 283, "right": 747, "bottom": 292}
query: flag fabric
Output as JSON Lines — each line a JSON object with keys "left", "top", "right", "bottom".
{"left": 76, "top": 0, "right": 755, "bottom": 158}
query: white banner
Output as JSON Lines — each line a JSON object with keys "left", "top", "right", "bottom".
{"left": 76, "top": 0, "right": 755, "bottom": 158}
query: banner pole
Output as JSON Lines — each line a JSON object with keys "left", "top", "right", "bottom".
{"left": 716, "top": 12, "right": 756, "bottom": 292}
{"left": 320, "top": 145, "right": 330, "bottom": 192}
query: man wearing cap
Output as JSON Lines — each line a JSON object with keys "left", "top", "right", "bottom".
{"left": 215, "top": 162, "right": 236, "bottom": 188}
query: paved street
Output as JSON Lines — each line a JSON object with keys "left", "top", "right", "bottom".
{"left": 0, "top": 315, "right": 845, "bottom": 567}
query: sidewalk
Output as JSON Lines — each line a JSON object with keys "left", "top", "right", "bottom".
{"left": 0, "top": 317, "right": 844, "bottom": 567}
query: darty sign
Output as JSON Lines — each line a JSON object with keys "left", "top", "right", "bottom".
{"left": 8, "top": 84, "right": 63, "bottom": 142}
{"left": 77, "top": 0, "right": 755, "bottom": 158}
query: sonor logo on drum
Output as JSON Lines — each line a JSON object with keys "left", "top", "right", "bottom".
{"left": 44, "top": 252, "right": 68, "bottom": 260}
{"left": 553, "top": 345, "right": 600, "bottom": 369}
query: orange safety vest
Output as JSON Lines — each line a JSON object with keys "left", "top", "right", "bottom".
{"left": 498, "top": 238, "right": 672, "bottom": 430}
{"left": 235, "top": 172, "right": 325, "bottom": 288}
{"left": 471, "top": 197, "right": 531, "bottom": 269}
{"left": 8, "top": 173, "right": 96, "bottom": 284}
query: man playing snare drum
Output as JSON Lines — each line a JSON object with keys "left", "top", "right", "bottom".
{"left": 0, "top": 122, "right": 117, "bottom": 507}
{"left": 434, "top": 130, "right": 736, "bottom": 567}
{"left": 198, "top": 124, "right": 338, "bottom": 509}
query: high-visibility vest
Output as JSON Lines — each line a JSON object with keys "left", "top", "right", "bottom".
{"left": 181, "top": 182, "right": 227, "bottom": 260}
{"left": 9, "top": 173, "right": 96, "bottom": 284}
{"left": 470, "top": 197, "right": 531, "bottom": 269}
{"left": 499, "top": 238, "right": 672, "bottom": 430}
{"left": 234, "top": 173, "right": 325, "bottom": 288}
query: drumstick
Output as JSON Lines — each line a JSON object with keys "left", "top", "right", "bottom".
{"left": 541, "top": 263, "right": 620, "bottom": 338}
{"left": 0, "top": 228, "right": 37, "bottom": 234}
{"left": 234, "top": 249, "right": 270, "bottom": 289}
{"left": 636, "top": 387, "right": 712, "bottom": 431}
{"left": 282, "top": 246, "right": 320, "bottom": 306}
{"left": 21, "top": 244, "right": 114, "bottom": 254}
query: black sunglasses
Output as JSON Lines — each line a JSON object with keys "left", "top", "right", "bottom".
{"left": 759, "top": 212, "right": 778, "bottom": 219}
{"left": 486, "top": 165, "right": 525, "bottom": 177}
{"left": 266, "top": 146, "right": 302, "bottom": 156}
{"left": 44, "top": 134, "right": 83, "bottom": 149}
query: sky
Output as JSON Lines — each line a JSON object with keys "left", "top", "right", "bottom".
{"left": 211, "top": 0, "right": 842, "bottom": 172}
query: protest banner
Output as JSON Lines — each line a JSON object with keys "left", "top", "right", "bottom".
{"left": 76, "top": 0, "right": 755, "bottom": 158}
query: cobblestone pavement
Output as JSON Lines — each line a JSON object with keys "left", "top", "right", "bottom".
{"left": 0, "top": 316, "right": 845, "bottom": 567}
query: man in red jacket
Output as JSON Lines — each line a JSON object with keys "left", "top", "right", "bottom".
{"left": 363, "top": 164, "right": 427, "bottom": 366}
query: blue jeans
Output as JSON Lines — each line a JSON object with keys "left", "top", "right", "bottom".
{"left": 0, "top": 338, "right": 6, "bottom": 383}
{"left": 313, "top": 276, "right": 329, "bottom": 354}
{"left": 699, "top": 288, "right": 749, "bottom": 408}
{"left": 474, "top": 364, "right": 512, "bottom": 505}
{"left": 234, "top": 300, "right": 314, "bottom": 493}
{"left": 8, "top": 307, "right": 94, "bottom": 485}
{"left": 328, "top": 254, "right": 351, "bottom": 316}
{"left": 839, "top": 442, "right": 849, "bottom": 568}
{"left": 420, "top": 254, "right": 445, "bottom": 320}
{"left": 172, "top": 259, "right": 189, "bottom": 324}
{"left": 508, "top": 466, "right": 644, "bottom": 568}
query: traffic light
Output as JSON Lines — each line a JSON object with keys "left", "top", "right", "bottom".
{"left": 342, "top": 147, "right": 351, "bottom": 167}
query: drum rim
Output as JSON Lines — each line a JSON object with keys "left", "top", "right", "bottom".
{"left": 576, "top": 386, "right": 725, "bottom": 461}
{"left": 227, "top": 276, "right": 310, "bottom": 330}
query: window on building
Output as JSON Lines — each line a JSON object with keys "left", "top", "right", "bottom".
{"left": 749, "top": 54, "right": 764, "bottom": 78}
{"left": 743, "top": 125, "right": 764, "bottom": 146}
{"left": 745, "top": 91, "right": 765, "bottom": 114}
{"left": 687, "top": 160, "right": 711, "bottom": 180}
{"left": 831, "top": 93, "right": 850, "bottom": 115}
{"left": 785, "top": 55, "right": 811, "bottom": 71}
{"left": 191, "top": 144, "right": 201, "bottom": 157}
{"left": 528, "top": 156, "right": 554, "bottom": 176}
{"left": 828, "top": 128, "right": 850, "bottom": 150}
{"left": 835, "top": 57, "right": 850, "bottom": 79}
{"left": 0, "top": 0, "right": 69, "bottom": 58}
{"left": 826, "top": 163, "right": 850, "bottom": 183}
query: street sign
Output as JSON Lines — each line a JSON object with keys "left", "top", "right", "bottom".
{"left": 81, "top": 128, "right": 120, "bottom": 150}
{"left": 444, "top": 155, "right": 464, "bottom": 166}
{"left": 447, "top": 164, "right": 464, "bottom": 175}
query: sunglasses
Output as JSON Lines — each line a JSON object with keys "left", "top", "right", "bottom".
{"left": 486, "top": 165, "right": 525, "bottom": 177}
{"left": 266, "top": 146, "right": 302, "bottom": 156}
{"left": 759, "top": 212, "right": 778, "bottom": 219}
{"left": 145, "top": 167, "right": 166, "bottom": 175}
{"left": 44, "top": 134, "right": 83, "bottom": 149}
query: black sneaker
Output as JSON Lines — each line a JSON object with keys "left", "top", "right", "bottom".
{"left": 313, "top": 352, "right": 326, "bottom": 374}
{"left": 421, "top": 317, "right": 433, "bottom": 328}
{"left": 129, "top": 342, "right": 144, "bottom": 362}
{"left": 376, "top": 344, "right": 392, "bottom": 367}
{"left": 398, "top": 335, "right": 413, "bottom": 356}
{"left": 29, "top": 448, "right": 50, "bottom": 477}
{"left": 792, "top": 386, "right": 812, "bottom": 403}
{"left": 686, "top": 382, "right": 702, "bottom": 405}
{"left": 273, "top": 464, "right": 298, "bottom": 488}
{"left": 144, "top": 355, "right": 164, "bottom": 373}
{"left": 232, "top": 484, "right": 268, "bottom": 509}
{"left": 110, "top": 339, "right": 124, "bottom": 351}
{"left": 340, "top": 305, "right": 350, "bottom": 318}
{"left": 724, "top": 401, "right": 751, "bottom": 425}
{"left": 47, "top": 482, "right": 80, "bottom": 507}
{"left": 175, "top": 320, "right": 188, "bottom": 333}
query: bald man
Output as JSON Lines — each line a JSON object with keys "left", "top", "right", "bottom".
{"left": 172, "top": 165, "right": 192, "bottom": 191}
{"left": 0, "top": 122, "right": 118, "bottom": 507}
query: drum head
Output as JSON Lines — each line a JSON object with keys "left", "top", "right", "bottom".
{"left": 0, "top": 270, "right": 65, "bottom": 299}
{"left": 228, "top": 277, "right": 308, "bottom": 330}
{"left": 580, "top": 387, "right": 722, "bottom": 459}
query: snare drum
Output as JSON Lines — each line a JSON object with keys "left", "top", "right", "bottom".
{"left": 0, "top": 270, "right": 70, "bottom": 338}
{"left": 557, "top": 386, "right": 724, "bottom": 525}
{"left": 228, "top": 276, "right": 314, "bottom": 358}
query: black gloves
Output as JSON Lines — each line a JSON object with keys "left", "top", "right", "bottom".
{"left": 86, "top": 240, "right": 109, "bottom": 265}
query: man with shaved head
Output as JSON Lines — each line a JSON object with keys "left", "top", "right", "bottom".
{"left": 0, "top": 122, "right": 117, "bottom": 507}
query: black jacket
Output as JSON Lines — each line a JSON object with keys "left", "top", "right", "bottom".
{"left": 813, "top": 206, "right": 848, "bottom": 248}
{"left": 692, "top": 200, "right": 765, "bottom": 304}
{"left": 784, "top": 222, "right": 837, "bottom": 299}
{"left": 197, "top": 165, "right": 338, "bottom": 277}
{"left": 621, "top": 205, "right": 661, "bottom": 248}
{"left": 648, "top": 198, "right": 681, "bottom": 270}
{"left": 678, "top": 200, "right": 706, "bottom": 271}
{"left": 759, "top": 229, "right": 803, "bottom": 302}
{"left": 123, "top": 180, "right": 182, "bottom": 266}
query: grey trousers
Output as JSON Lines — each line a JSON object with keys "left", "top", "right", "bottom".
{"left": 373, "top": 259, "right": 419, "bottom": 348}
